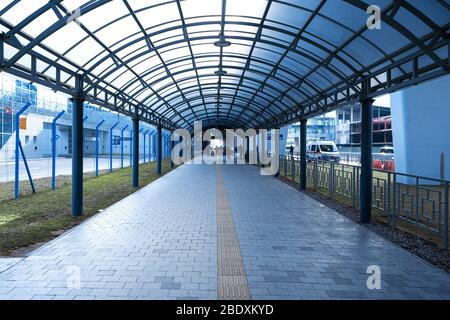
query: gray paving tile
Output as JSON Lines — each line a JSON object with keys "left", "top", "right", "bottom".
{"left": 0, "top": 163, "right": 448, "bottom": 300}
{"left": 220, "top": 164, "right": 450, "bottom": 300}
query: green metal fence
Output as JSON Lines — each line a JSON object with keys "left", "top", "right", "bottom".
{"left": 278, "top": 155, "right": 450, "bottom": 249}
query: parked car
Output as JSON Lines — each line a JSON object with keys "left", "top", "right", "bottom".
{"left": 306, "top": 141, "right": 341, "bottom": 162}
{"left": 379, "top": 146, "right": 394, "bottom": 154}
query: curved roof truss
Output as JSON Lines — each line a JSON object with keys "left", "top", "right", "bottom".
{"left": 0, "top": 0, "right": 448, "bottom": 131}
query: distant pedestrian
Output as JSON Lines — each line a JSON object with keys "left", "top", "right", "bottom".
{"left": 289, "top": 145, "right": 294, "bottom": 157}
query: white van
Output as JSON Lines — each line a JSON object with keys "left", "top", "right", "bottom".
{"left": 306, "top": 141, "right": 340, "bottom": 163}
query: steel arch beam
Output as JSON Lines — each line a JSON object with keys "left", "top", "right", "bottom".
{"left": 144, "top": 71, "right": 298, "bottom": 116}
{"left": 115, "top": 52, "right": 323, "bottom": 102}
{"left": 1, "top": 0, "right": 448, "bottom": 133}
{"left": 159, "top": 83, "right": 284, "bottom": 118}
{"left": 163, "top": 93, "right": 274, "bottom": 124}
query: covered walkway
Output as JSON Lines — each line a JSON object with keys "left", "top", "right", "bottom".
{"left": 0, "top": 164, "right": 449, "bottom": 300}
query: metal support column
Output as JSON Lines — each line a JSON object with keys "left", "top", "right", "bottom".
{"left": 109, "top": 121, "right": 119, "bottom": 172}
{"left": 14, "top": 101, "right": 31, "bottom": 198}
{"left": 71, "top": 78, "right": 84, "bottom": 217}
{"left": 300, "top": 119, "right": 307, "bottom": 190}
{"left": 360, "top": 80, "right": 374, "bottom": 224}
{"left": 143, "top": 129, "right": 149, "bottom": 163}
{"left": 167, "top": 136, "right": 170, "bottom": 158}
{"left": 157, "top": 126, "right": 162, "bottom": 175}
{"left": 120, "top": 125, "right": 128, "bottom": 168}
{"left": 245, "top": 136, "right": 250, "bottom": 163}
{"left": 170, "top": 131, "right": 174, "bottom": 168}
{"left": 162, "top": 135, "right": 166, "bottom": 158}
{"left": 272, "top": 128, "right": 280, "bottom": 177}
{"left": 149, "top": 132, "right": 154, "bottom": 162}
{"left": 95, "top": 119, "right": 105, "bottom": 177}
{"left": 51, "top": 110, "right": 65, "bottom": 191}
{"left": 132, "top": 117, "right": 139, "bottom": 188}
{"left": 164, "top": 136, "right": 169, "bottom": 158}
{"left": 130, "top": 131, "right": 133, "bottom": 167}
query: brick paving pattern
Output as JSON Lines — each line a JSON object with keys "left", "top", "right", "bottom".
{"left": 0, "top": 163, "right": 449, "bottom": 300}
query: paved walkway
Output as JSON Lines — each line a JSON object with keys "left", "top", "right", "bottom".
{"left": 0, "top": 164, "right": 449, "bottom": 300}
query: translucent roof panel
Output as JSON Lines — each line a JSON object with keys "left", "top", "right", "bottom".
{"left": 0, "top": 0, "right": 448, "bottom": 130}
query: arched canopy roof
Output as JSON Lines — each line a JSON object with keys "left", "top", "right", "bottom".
{"left": 0, "top": 0, "right": 449, "bottom": 131}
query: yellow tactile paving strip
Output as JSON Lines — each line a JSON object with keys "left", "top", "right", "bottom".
{"left": 216, "top": 165, "right": 251, "bottom": 300}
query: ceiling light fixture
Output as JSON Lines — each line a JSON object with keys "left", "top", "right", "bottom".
{"left": 214, "top": 39, "right": 231, "bottom": 47}
{"left": 214, "top": 69, "right": 227, "bottom": 76}
{"left": 214, "top": 32, "right": 231, "bottom": 47}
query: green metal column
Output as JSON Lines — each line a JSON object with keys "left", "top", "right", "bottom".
{"left": 300, "top": 119, "right": 307, "bottom": 190}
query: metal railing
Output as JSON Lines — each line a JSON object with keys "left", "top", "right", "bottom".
{"left": 339, "top": 152, "right": 394, "bottom": 164}
{"left": 277, "top": 155, "right": 450, "bottom": 249}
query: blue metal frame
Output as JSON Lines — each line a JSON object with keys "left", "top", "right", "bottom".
{"left": 130, "top": 131, "right": 133, "bottom": 167}
{"left": 72, "top": 94, "right": 84, "bottom": 217}
{"left": 167, "top": 134, "right": 171, "bottom": 158}
{"left": 14, "top": 101, "right": 31, "bottom": 199}
{"left": 1, "top": 0, "right": 447, "bottom": 132}
{"left": 168, "top": 134, "right": 171, "bottom": 158}
{"left": 170, "top": 131, "right": 174, "bottom": 168}
{"left": 162, "top": 133, "right": 167, "bottom": 158}
{"left": 121, "top": 124, "right": 128, "bottom": 169}
{"left": 360, "top": 92, "right": 375, "bottom": 223}
{"left": 95, "top": 119, "right": 105, "bottom": 177}
{"left": 143, "top": 129, "right": 149, "bottom": 163}
{"left": 150, "top": 132, "right": 155, "bottom": 162}
{"left": 130, "top": 128, "right": 144, "bottom": 167}
{"left": 51, "top": 110, "right": 66, "bottom": 191}
{"left": 139, "top": 128, "right": 143, "bottom": 163}
{"left": 18, "top": 140, "right": 35, "bottom": 194}
{"left": 109, "top": 121, "right": 119, "bottom": 173}
{"left": 300, "top": 119, "right": 307, "bottom": 190}
{"left": 157, "top": 126, "right": 162, "bottom": 175}
{"left": 132, "top": 118, "right": 140, "bottom": 187}
{"left": 164, "top": 135, "right": 167, "bottom": 158}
